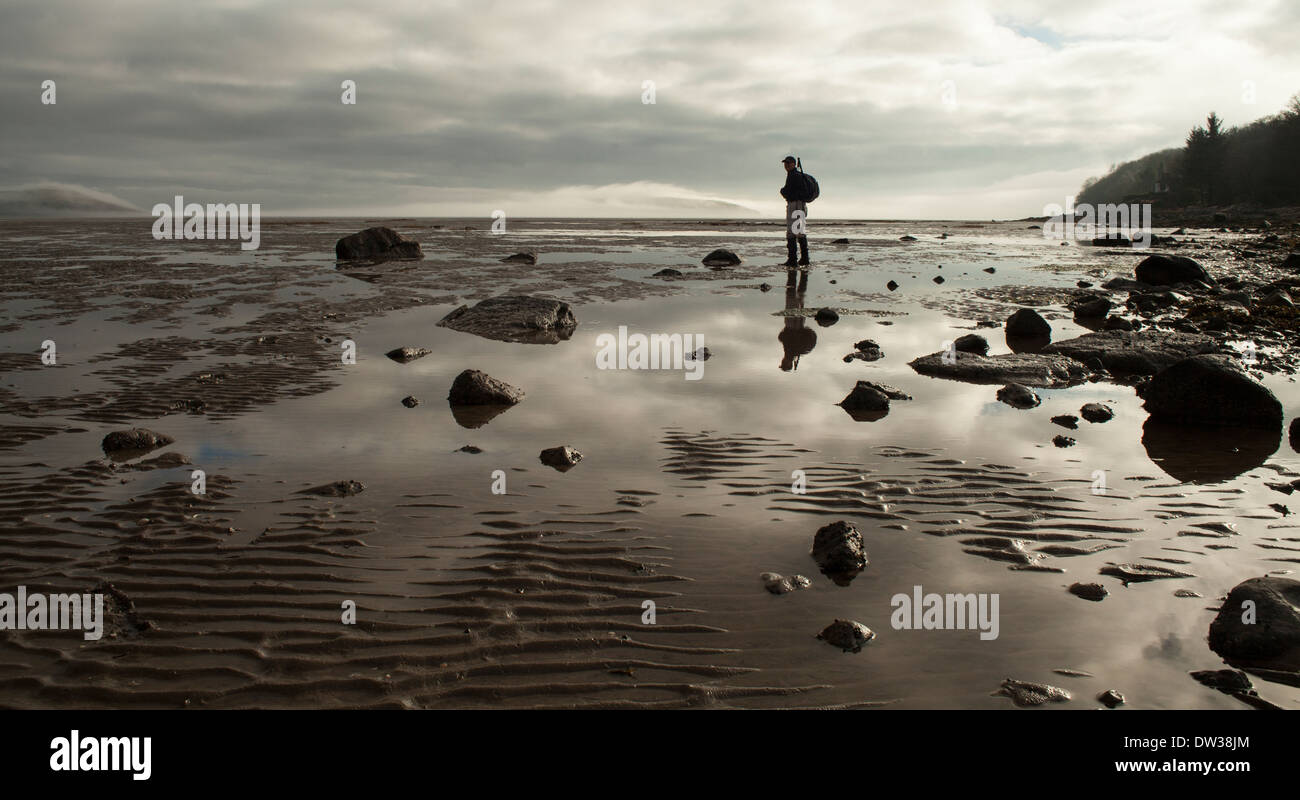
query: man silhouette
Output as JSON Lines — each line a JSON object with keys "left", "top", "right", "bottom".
{"left": 780, "top": 155, "right": 810, "bottom": 267}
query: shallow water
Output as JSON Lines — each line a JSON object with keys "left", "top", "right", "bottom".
{"left": 0, "top": 217, "right": 1297, "bottom": 708}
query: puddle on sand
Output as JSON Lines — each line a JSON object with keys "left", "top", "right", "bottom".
{"left": 0, "top": 218, "right": 1297, "bottom": 709}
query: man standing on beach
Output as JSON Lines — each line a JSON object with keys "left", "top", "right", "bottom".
{"left": 780, "top": 156, "right": 810, "bottom": 267}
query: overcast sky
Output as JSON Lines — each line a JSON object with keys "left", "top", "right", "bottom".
{"left": 1, "top": 0, "right": 1297, "bottom": 219}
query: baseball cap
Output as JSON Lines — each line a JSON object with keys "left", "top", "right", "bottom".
{"left": 781, "top": 156, "right": 797, "bottom": 163}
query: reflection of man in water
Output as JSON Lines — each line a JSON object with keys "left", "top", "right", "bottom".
{"left": 779, "top": 268, "right": 816, "bottom": 371}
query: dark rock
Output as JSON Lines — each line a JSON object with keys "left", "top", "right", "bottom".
{"left": 1080, "top": 403, "right": 1114, "bottom": 423}
{"left": 653, "top": 268, "right": 683, "bottom": 278}
{"left": 401, "top": 396, "right": 419, "bottom": 408}
{"left": 1052, "top": 435, "right": 1076, "bottom": 448}
{"left": 501, "top": 251, "right": 537, "bottom": 264}
{"left": 702, "top": 249, "right": 741, "bottom": 267}
{"left": 933, "top": 275, "right": 945, "bottom": 284}
{"left": 814, "top": 307, "right": 839, "bottom": 326}
{"left": 899, "top": 235, "right": 917, "bottom": 242}
{"left": 539, "top": 445, "right": 583, "bottom": 471}
{"left": 335, "top": 227, "right": 423, "bottom": 261}
{"left": 997, "top": 383, "right": 1040, "bottom": 409}
{"left": 1041, "top": 330, "right": 1217, "bottom": 376}
{"left": 1097, "top": 689, "right": 1125, "bottom": 708}
{"left": 886, "top": 280, "right": 899, "bottom": 291}
{"left": 759, "top": 283, "right": 772, "bottom": 292}
{"left": 1208, "top": 576, "right": 1300, "bottom": 672}
{"left": 761, "top": 572, "right": 811, "bottom": 595}
{"left": 953, "top": 333, "right": 989, "bottom": 355}
{"left": 1281, "top": 253, "right": 1300, "bottom": 270}
{"left": 1077, "top": 280, "right": 1093, "bottom": 288}
{"left": 685, "top": 347, "right": 711, "bottom": 361}
{"left": 1103, "top": 315, "right": 1136, "bottom": 331}
{"left": 438, "top": 295, "right": 577, "bottom": 344}
{"left": 299, "top": 480, "right": 365, "bottom": 497}
{"left": 101, "top": 428, "right": 174, "bottom": 456}
{"left": 1135, "top": 254, "right": 1212, "bottom": 286}
{"left": 831, "top": 238, "right": 850, "bottom": 244}
{"left": 1069, "top": 582, "right": 1108, "bottom": 601}
{"left": 817, "top": 619, "right": 875, "bottom": 652}
{"left": 1141, "top": 354, "right": 1282, "bottom": 429}
{"left": 1006, "top": 308, "right": 1051, "bottom": 338}
{"left": 1069, "top": 294, "right": 1112, "bottom": 318}
{"left": 1190, "top": 669, "right": 1255, "bottom": 695}
{"left": 995, "top": 678, "right": 1071, "bottom": 707}
{"left": 1051, "top": 415, "right": 1079, "bottom": 429}
{"left": 983, "top": 267, "right": 996, "bottom": 273}
{"left": 447, "top": 369, "right": 524, "bottom": 406}
{"left": 845, "top": 340, "right": 884, "bottom": 362}
{"left": 386, "top": 346, "right": 430, "bottom": 363}
{"left": 811, "top": 520, "right": 868, "bottom": 576}
{"left": 909, "top": 351, "right": 1087, "bottom": 388}
{"left": 457, "top": 445, "right": 482, "bottom": 453}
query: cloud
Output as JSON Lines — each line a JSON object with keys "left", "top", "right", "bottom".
{"left": 0, "top": 0, "right": 1295, "bottom": 218}
{"left": 0, "top": 181, "right": 141, "bottom": 217}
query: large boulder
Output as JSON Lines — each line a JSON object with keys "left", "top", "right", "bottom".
{"left": 335, "top": 227, "right": 423, "bottom": 261}
{"left": 909, "top": 350, "right": 1088, "bottom": 388}
{"left": 438, "top": 295, "right": 577, "bottom": 344}
{"left": 1208, "top": 577, "right": 1300, "bottom": 672}
{"left": 1141, "top": 354, "right": 1282, "bottom": 429}
{"left": 1041, "top": 330, "right": 1217, "bottom": 376}
{"left": 702, "top": 249, "right": 741, "bottom": 267}
{"left": 811, "top": 520, "right": 868, "bottom": 576}
{"left": 1005, "top": 308, "right": 1051, "bottom": 338}
{"left": 447, "top": 369, "right": 524, "bottom": 406}
{"left": 1135, "top": 254, "right": 1212, "bottom": 286}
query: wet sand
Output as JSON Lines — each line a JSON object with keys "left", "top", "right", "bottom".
{"left": 1, "top": 217, "right": 1299, "bottom": 708}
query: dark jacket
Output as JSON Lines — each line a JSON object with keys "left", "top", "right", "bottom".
{"left": 781, "top": 169, "right": 803, "bottom": 201}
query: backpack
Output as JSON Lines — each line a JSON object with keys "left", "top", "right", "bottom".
{"left": 797, "top": 159, "right": 820, "bottom": 203}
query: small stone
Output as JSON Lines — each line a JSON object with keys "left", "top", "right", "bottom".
{"left": 539, "top": 446, "right": 583, "bottom": 471}
{"left": 401, "top": 396, "right": 419, "bottom": 408}
{"left": 1097, "top": 689, "right": 1126, "bottom": 708}
{"left": 1069, "top": 582, "right": 1108, "bottom": 601}
{"left": 817, "top": 619, "right": 875, "bottom": 653}
{"left": 1079, "top": 403, "right": 1114, "bottom": 423}
{"left": 1053, "top": 435, "right": 1076, "bottom": 448}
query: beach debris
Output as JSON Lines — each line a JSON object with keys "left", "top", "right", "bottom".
{"left": 953, "top": 333, "right": 988, "bottom": 356}
{"left": 994, "top": 678, "right": 1071, "bottom": 707}
{"left": 1135, "top": 253, "right": 1213, "bottom": 286}
{"left": 817, "top": 619, "right": 875, "bottom": 652}
{"left": 811, "top": 520, "right": 868, "bottom": 576}
{"left": 909, "top": 351, "right": 1088, "bottom": 387}
{"left": 501, "top": 251, "right": 537, "bottom": 264}
{"left": 335, "top": 226, "right": 423, "bottom": 261}
{"left": 401, "top": 396, "right": 419, "bottom": 408}
{"left": 386, "top": 346, "right": 430, "bottom": 363}
{"left": 1100, "top": 562, "right": 1194, "bottom": 585}
{"left": 1068, "top": 582, "right": 1108, "bottom": 601}
{"left": 1097, "top": 689, "right": 1126, "bottom": 708}
{"left": 438, "top": 295, "right": 577, "bottom": 344}
{"left": 1041, "top": 330, "right": 1216, "bottom": 376}
{"left": 1079, "top": 403, "right": 1114, "bottom": 423}
{"left": 101, "top": 428, "right": 174, "bottom": 457}
{"left": 997, "top": 382, "right": 1040, "bottom": 409}
{"left": 844, "top": 339, "right": 884, "bottom": 362}
{"left": 1140, "top": 354, "right": 1282, "bottom": 429}
{"left": 539, "top": 446, "right": 583, "bottom": 471}
{"left": 761, "top": 572, "right": 811, "bottom": 595}
{"left": 1208, "top": 576, "right": 1300, "bottom": 672}
{"left": 447, "top": 369, "right": 524, "bottom": 406}
{"left": 298, "top": 480, "right": 365, "bottom": 497}
{"left": 1005, "top": 307, "right": 1051, "bottom": 338}
{"left": 701, "top": 249, "right": 741, "bottom": 267}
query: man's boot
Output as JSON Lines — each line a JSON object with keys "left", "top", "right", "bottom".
{"left": 782, "top": 235, "right": 799, "bottom": 267}
{"left": 797, "top": 235, "right": 811, "bottom": 266}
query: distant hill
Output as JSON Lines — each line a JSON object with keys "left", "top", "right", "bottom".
{"left": 1077, "top": 95, "right": 1300, "bottom": 211}
{"left": 0, "top": 182, "right": 140, "bottom": 218}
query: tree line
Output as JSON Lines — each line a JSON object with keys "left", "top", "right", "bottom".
{"left": 1077, "top": 94, "right": 1300, "bottom": 208}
